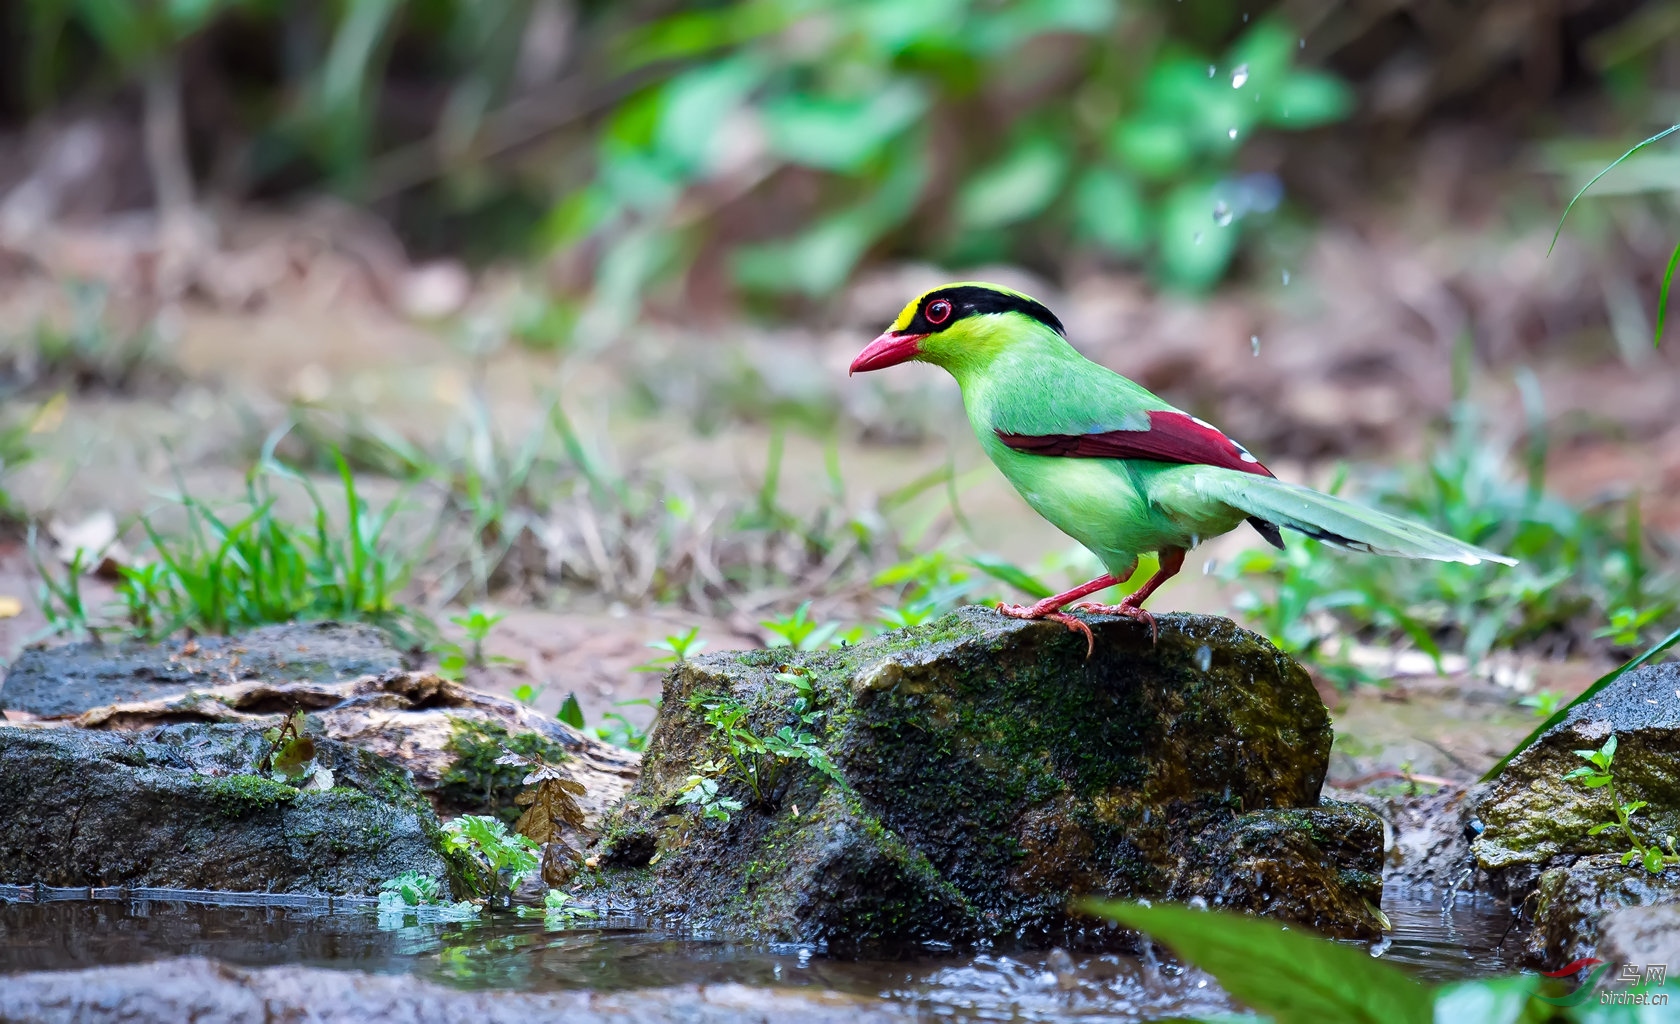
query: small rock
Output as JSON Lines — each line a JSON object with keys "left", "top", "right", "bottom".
{"left": 0, "top": 723, "right": 446, "bottom": 894}
{"left": 1521, "top": 855, "right": 1680, "bottom": 970}
{"left": 1596, "top": 902, "right": 1680, "bottom": 976}
{"left": 0, "top": 621, "right": 405, "bottom": 719}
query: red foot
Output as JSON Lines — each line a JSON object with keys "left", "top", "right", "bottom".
{"left": 1069, "top": 602, "right": 1158, "bottom": 643}
{"left": 997, "top": 602, "right": 1095, "bottom": 658}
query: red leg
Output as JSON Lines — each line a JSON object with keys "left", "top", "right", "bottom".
{"left": 996, "top": 564, "right": 1136, "bottom": 658}
{"left": 1072, "top": 547, "right": 1186, "bottom": 642}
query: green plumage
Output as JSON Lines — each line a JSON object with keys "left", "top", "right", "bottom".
{"left": 882, "top": 282, "right": 1513, "bottom": 590}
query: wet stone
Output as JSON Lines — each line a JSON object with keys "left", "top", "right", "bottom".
{"left": 0, "top": 621, "right": 407, "bottom": 719}
{"left": 585, "top": 607, "right": 1380, "bottom": 950}
{"left": 0, "top": 722, "right": 448, "bottom": 895}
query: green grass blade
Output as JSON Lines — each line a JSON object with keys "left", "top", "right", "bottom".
{"left": 966, "top": 554, "right": 1053, "bottom": 600}
{"left": 1655, "top": 239, "right": 1680, "bottom": 348}
{"left": 1549, "top": 123, "right": 1680, "bottom": 256}
{"left": 1484, "top": 624, "right": 1680, "bottom": 780}
{"left": 1078, "top": 899, "right": 1433, "bottom": 1024}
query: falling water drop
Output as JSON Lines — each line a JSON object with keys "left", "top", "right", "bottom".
{"left": 1230, "top": 63, "right": 1249, "bottom": 89}
{"left": 1250, "top": 334, "right": 1261, "bottom": 356}
{"left": 1228, "top": 127, "right": 1238, "bottom": 140}
{"left": 1188, "top": 896, "right": 1210, "bottom": 911}
{"left": 1242, "top": 11, "right": 1249, "bottom": 21}
{"left": 1212, "top": 200, "right": 1233, "bottom": 226}
{"left": 1207, "top": 64, "right": 1216, "bottom": 78}
{"left": 1281, "top": 269, "right": 1291, "bottom": 285}
{"left": 1192, "top": 231, "right": 1203, "bottom": 245}
{"left": 1202, "top": 558, "right": 1218, "bottom": 576}
{"left": 1195, "top": 645, "right": 1212, "bottom": 671}
{"left": 1299, "top": 37, "right": 1306, "bottom": 49}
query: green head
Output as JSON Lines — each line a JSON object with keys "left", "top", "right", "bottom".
{"left": 849, "top": 281, "right": 1067, "bottom": 379}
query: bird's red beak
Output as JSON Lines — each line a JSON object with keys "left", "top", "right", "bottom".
{"left": 849, "top": 331, "right": 925, "bottom": 375}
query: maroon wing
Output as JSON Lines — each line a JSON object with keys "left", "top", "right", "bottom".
{"left": 996, "top": 410, "right": 1275, "bottom": 477}
{"left": 997, "top": 410, "right": 1284, "bottom": 549}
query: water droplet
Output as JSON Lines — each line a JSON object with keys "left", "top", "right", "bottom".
{"left": 1299, "top": 37, "right": 1306, "bottom": 49}
{"left": 1188, "top": 896, "right": 1209, "bottom": 911}
{"left": 1202, "top": 558, "right": 1218, "bottom": 576}
{"left": 1228, "top": 127, "right": 1238, "bottom": 140}
{"left": 1207, "top": 64, "right": 1216, "bottom": 78}
{"left": 1192, "top": 231, "right": 1203, "bottom": 245}
{"left": 1250, "top": 334, "right": 1261, "bottom": 356}
{"left": 1195, "top": 645, "right": 1212, "bottom": 671}
{"left": 1230, "top": 64, "right": 1249, "bottom": 89}
{"left": 1242, "top": 12, "right": 1249, "bottom": 21}
{"left": 1212, "top": 200, "right": 1233, "bottom": 226}
{"left": 1281, "top": 269, "right": 1291, "bottom": 285}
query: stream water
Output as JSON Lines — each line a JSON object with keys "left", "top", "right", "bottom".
{"left": 0, "top": 882, "right": 1516, "bottom": 1021}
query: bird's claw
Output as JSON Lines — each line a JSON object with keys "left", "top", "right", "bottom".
{"left": 1069, "top": 602, "right": 1158, "bottom": 643}
{"left": 996, "top": 602, "right": 1095, "bottom": 658}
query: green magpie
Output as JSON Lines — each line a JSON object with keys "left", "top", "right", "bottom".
{"left": 850, "top": 281, "right": 1514, "bottom": 653}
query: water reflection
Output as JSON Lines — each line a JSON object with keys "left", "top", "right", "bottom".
{"left": 1, "top": 883, "right": 1518, "bottom": 1022}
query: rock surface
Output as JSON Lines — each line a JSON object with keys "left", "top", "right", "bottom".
{"left": 0, "top": 622, "right": 406, "bottom": 719}
{"left": 1596, "top": 902, "right": 1680, "bottom": 976}
{"left": 1521, "top": 855, "right": 1680, "bottom": 970}
{"left": 0, "top": 722, "right": 447, "bottom": 894}
{"left": 1474, "top": 662, "right": 1680, "bottom": 877}
{"left": 1471, "top": 661, "right": 1680, "bottom": 968}
{"left": 0, "top": 958, "right": 910, "bottom": 1024}
{"left": 588, "top": 608, "right": 1382, "bottom": 949}
{"left": 58, "top": 669, "right": 639, "bottom": 826}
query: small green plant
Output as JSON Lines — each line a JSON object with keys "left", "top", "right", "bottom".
{"left": 1, "top": 281, "right": 177, "bottom": 396}
{"left": 1518, "top": 690, "right": 1564, "bottom": 718}
{"left": 635, "top": 626, "right": 707, "bottom": 671}
{"left": 556, "top": 693, "right": 584, "bottom": 728}
{"left": 1564, "top": 733, "right": 1679, "bottom": 875}
{"left": 515, "top": 887, "right": 598, "bottom": 925}
{"left": 31, "top": 536, "right": 93, "bottom": 639}
{"left": 679, "top": 690, "right": 844, "bottom": 817}
{"left": 761, "top": 602, "right": 841, "bottom": 650}
{"left": 377, "top": 870, "right": 479, "bottom": 923}
{"left": 258, "top": 709, "right": 334, "bottom": 791}
{"left": 595, "top": 698, "right": 658, "bottom": 752}
{"left": 443, "top": 814, "right": 541, "bottom": 905}
{"left": 433, "top": 606, "right": 512, "bottom": 680}
{"left": 676, "top": 774, "right": 745, "bottom": 822}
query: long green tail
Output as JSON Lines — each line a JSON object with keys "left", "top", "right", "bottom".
{"left": 1194, "top": 469, "right": 1517, "bottom": 565}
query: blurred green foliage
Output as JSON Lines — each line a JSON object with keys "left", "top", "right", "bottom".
{"left": 15, "top": 0, "right": 1349, "bottom": 318}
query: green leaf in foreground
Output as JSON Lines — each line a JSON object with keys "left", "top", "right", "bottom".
{"left": 1484, "top": 625, "right": 1680, "bottom": 780}
{"left": 1077, "top": 899, "right": 1433, "bottom": 1024}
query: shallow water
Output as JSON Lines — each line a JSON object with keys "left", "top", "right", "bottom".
{"left": 0, "top": 882, "right": 1518, "bottom": 1021}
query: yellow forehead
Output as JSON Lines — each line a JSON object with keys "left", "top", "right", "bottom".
{"left": 890, "top": 295, "right": 923, "bottom": 332}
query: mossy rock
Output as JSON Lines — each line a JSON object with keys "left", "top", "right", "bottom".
{"left": 586, "top": 607, "right": 1374, "bottom": 949}
{"left": 1475, "top": 662, "right": 1680, "bottom": 875}
{"left": 0, "top": 722, "right": 448, "bottom": 895}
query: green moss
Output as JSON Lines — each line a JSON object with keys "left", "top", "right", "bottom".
{"left": 203, "top": 773, "right": 297, "bottom": 817}
{"left": 435, "top": 719, "right": 571, "bottom": 823}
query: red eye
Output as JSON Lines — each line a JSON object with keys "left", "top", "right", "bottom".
{"left": 925, "top": 299, "right": 953, "bottom": 325}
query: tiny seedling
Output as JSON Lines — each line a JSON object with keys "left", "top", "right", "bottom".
{"left": 677, "top": 772, "right": 745, "bottom": 822}
{"left": 1564, "top": 733, "right": 1679, "bottom": 874}
{"left": 434, "top": 605, "right": 514, "bottom": 680}
{"left": 259, "top": 709, "right": 334, "bottom": 791}
{"left": 1518, "top": 690, "right": 1563, "bottom": 718}
{"left": 595, "top": 698, "right": 658, "bottom": 752}
{"left": 635, "top": 626, "right": 707, "bottom": 671}
{"left": 761, "top": 601, "right": 840, "bottom": 650}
